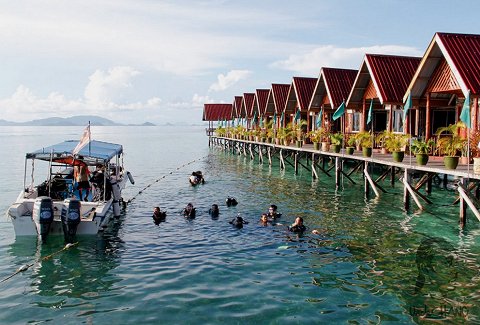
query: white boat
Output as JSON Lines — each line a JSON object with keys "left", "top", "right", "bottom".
{"left": 8, "top": 139, "right": 134, "bottom": 242}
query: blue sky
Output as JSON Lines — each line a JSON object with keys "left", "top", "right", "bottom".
{"left": 1, "top": 0, "right": 479, "bottom": 124}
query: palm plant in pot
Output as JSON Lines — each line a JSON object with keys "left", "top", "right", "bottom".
{"left": 307, "top": 129, "right": 322, "bottom": 150}
{"left": 375, "top": 130, "right": 394, "bottom": 154}
{"left": 345, "top": 134, "right": 356, "bottom": 155}
{"left": 435, "top": 122, "right": 467, "bottom": 170}
{"left": 411, "top": 138, "right": 435, "bottom": 165}
{"left": 330, "top": 132, "right": 343, "bottom": 153}
{"left": 384, "top": 133, "right": 410, "bottom": 162}
{"left": 294, "top": 119, "right": 307, "bottom": 148}
{"left": 356, "top": 131, "right": 373, "bottom": 157}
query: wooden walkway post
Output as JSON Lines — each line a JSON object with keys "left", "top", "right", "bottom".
{"left": 335, "top": 157, "right": 341, "bottom": 188}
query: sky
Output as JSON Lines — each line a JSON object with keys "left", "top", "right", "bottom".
{"left": 1, "top": 0, "right": 480, "bottom": 125}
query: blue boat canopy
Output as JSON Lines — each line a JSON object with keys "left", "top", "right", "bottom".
{"left": 27, "top": 140, "right": 123, "bottom": 164}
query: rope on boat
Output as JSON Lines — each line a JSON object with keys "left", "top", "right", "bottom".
{"left": 126, "top": 155, "right": 208, "bottom": 204}
{"left": 0, "top": 242, "right": 78, "bottom": 285}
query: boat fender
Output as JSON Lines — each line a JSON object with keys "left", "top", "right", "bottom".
{"left": 127, "top": 171, "right": 135, "bottom": 185}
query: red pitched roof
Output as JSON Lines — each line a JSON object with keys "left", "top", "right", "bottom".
{"left": 407, "top": 32, "right": 480, "bottom": 100}
{"left": 348, "top": 54, "right": 421, "bottom": 106}
{"left": 203, "top": 104, "right": 233, "bottom": 121}
{"left": 311, "top": 68, "right": 357, "bottom": 110}
{"left": 242, "top": 93, "right": 255, "bottom": 118}
{"left": 233, "top": 96, "right": 243, "bottom": 118}
{"left": 438, "top": 33, "right": 480, "bottom": 95}
{"left": 254, "top": 89, "right": 270, "bottom": 116}
{"left": 286, "top": 77, "right": 317, "bottom": 112}
{"left": 265, "top": 83, "right": 290, "bottom": 116}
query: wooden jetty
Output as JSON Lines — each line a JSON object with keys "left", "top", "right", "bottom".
{"left": 209, "top": 136, "right": 480, "bottom": 228}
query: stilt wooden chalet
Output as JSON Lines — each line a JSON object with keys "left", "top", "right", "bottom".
{"left": 309, "top": 68, "right": 358, "bottom": 134}
{"left": 284, "top": 77, "right": 317, "bottom": 128}
{"left": 265, "top": 83, "right": 290, "bottom": 128}
{"left": 404, "top": 32, "right": 480, "bottom": 140}
{"left": 241, "top": 92, "right": 255, "bottom": 129}
{"left": 202, "top": 103, "right": 233, "bottom": 135}
{"left": 346, "top": 54, "right": 421, "bottom": 140}
{"left": 231, "top": 96, "right": 243, "bottom": 125}
{"left": 253, "top": 89, "right": 270, "bottom": 128}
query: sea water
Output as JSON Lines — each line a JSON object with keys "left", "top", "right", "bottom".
{"left": 0, "top": 126, "right": 479, "bottom": 324}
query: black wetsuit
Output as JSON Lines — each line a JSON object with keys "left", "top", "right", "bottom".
{"left": 289, "top": 224, "right": 306, "bottom": 233}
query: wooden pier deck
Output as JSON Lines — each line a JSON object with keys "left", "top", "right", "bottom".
{"left": 209, "top": 136, "right": 480, "bottom": 227}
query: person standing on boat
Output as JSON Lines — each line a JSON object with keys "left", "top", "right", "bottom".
{"left": 74, "top": 164, "right": 90, "bottom": 201}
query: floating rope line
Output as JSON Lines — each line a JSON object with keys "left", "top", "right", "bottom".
{"left": 0, "top": 242, "right": 78, "bottom": 284}
{"left": 126, "top": 155, "right": 208, "bottom": 204}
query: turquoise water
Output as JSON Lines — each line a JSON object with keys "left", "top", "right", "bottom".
{"left": 0, "top": 126, "right": 479, "bottom": 324}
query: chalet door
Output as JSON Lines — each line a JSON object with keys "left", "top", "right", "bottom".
{"left": 373, "top": 111, "right": 387, "bottom": 132}
{"left": 432, "top": 109, "right": 455, "bottom": 135}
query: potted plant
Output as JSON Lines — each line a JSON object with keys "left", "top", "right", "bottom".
{"left": 345, "top": 134, "right": 356, "bottom": 155}
{"left": 215, "top": 126, "right": 226, "bottom": 137}
{"left": 471, "top": 129, "right": 480, "bottom": 173}
{"left": 294, "top": 120, "right": 307, "bottom": 148}
{"left": 384, "top": 133, "right": 410, "bottom": 162}
{"left": 411, "top": 138, "right": 435, "bottom": 165}
{"left": 330, "top": 133, "right": 343, "bottom": 153}
{"left": 435, "top": 122, "right": 467, "bottom": 170}
{"left": 376, "top": 130, "right": 394, "bottom": 154}
{"left": 319, "top": 126, "right": 331, "bottom": 152}
{"left": 308, "top": 129, "right": 322, "bottom": 150}
{"left": 356, "top": 131, "right": 373, "bottom": 157}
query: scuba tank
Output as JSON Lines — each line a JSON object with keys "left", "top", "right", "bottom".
{"left": 32, "top": 197, "right": 54, "bottom": 241}
{"left": 61, "top": 198, "right": 81, "bottom": 243}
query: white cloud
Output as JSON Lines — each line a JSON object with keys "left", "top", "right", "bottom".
{"left": 0, "top": 67, "right": 164, "bottom": 123}
{"left": 271, "top": 45, "right": 423, "bottom": 75}
{"left": 84, "top": 66, "right": 140, "bottom": 108}
{"left": 209, "top": 70, "right": 252, "bottom": 92}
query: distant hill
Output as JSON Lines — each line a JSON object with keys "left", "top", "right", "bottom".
{"left": 0, "top": 115, "right": 155, "bottom": 126}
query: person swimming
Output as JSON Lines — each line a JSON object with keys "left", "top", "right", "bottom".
{"left": 288, "top": 217, "right": 306, "bottom": 233}
{"left": 267, "top": 204, "right": 281, "bottom": 220}
{"left": 226, "top": 197, "right": 238, "bottom": 207}
{"left": 229, "top": 215, "right": 248, "bottom": 228}
{"left": 152, "top": 206, "right": 166, "bottom": 225}
{"left": 189, "top": 171, "right": 205, "bottom": 186}
{"left": 209, "top": 204, "right": 220, "bottom": 219}
{"left": 183, "top": 203, "right": 196, "bottom": 218}
{"left": 259, "top": 213, "right": 269, "bottom": 226}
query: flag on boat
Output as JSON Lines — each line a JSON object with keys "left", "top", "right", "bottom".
{"left": 367, "top": 99, "right": 373, "bottom": 125}
{"left": 294, "top": 109, "right": 301, "bottom": 122}
{"left": 403, "top": 91, "right": 412, "bottom": 122}
{"left": 332, "top": 101, "right": 345, "bottom": 121}
{"left": 460, "top": 90, "right": 471, "bottom": 128}
{"left": 316, "top": 108, "right": 322, "bottom": 128}
{"left": 72, "top": 124, "right": 91, "bottom": 155}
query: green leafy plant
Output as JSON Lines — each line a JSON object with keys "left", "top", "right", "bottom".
{"left": 330, "top": 132, "right": 343, "bottom": 146}
{"left": 384, "top": 133, "right": 410, "bottom": 152}
{"left": 356, "top": 131, "right": 373, "bottom": 148}
{"left": 435, "top": 122, "right": 467, "bottom": 157}
{"left": 411, "top": 139, "right": 435, "bottom": 155}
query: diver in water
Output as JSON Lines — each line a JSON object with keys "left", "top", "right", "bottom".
{"left": 226, "top": 197, "right": 238, "bottom": 207}
{"left": 209, "top": 204, "right": 220, "bottom": 219}
{"left": 288, "top": 217, "right": 306, "bottom": 233}
{"left": 183, "top": 203, "right": 196, "bottom": 218}
{"left": 152, "top": 207, "right": 166, "bottom": 225}
{"left": 259, "top": 213, "right": 269, "bottom": 226}
{"left": 229, "top": 214, "right": 248, "bottom": 229}
{"left": 267, "top": 204, "right": 281, "bottom": 221}
{"left": 189, "top": 171, "right": 205, "bottom": 186}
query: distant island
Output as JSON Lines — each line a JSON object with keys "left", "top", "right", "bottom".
{"left": 0, "top": 115, "right": 157, "bottom": 126}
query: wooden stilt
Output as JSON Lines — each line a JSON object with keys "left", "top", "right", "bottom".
{"left": 364, "top": 162, "right": 380, "bottom": 197}
{"left": 364, "top": 162, "right": 370, "bottom": 197}
{"left": 460, "top": 178, "right": 467, "bottom": 227}
{"left": 268, "top": 147, "right": 272, "bottom": 165}
{"left": 311, "top": 153, "right": 318, "bottom": 179}
{"left": 294, "top": 153, "right": 298, "bottom": 175}
{"left": 390, "top": 167, "right": 395, "bottom": 187}
{"left": 279, "top": 150, "right": 285, "bottom": 170}
{"left": 457, "top": 182, "right": 480, "bottom": 224}
{"left": 335, "top": 157, "right": 341, "bottom": 188}
{"left": 404, "top": 169, "right": 411, "bottom": 210}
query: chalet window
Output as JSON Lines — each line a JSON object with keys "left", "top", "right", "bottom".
{"left": 352, "top": 112, "right": 361, "bottom": 131}
{"left": 392, "top": 109, "right": 404, "bottom": 132}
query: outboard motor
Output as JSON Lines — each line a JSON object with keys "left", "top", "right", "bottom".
{"left": 111, "top": 179, "right": 122, "bottom": 217}
{"left": 61, "top": 198, "right": 81, "bottom": 243}
{"left": 32, "top": 197, "right": 54, "bottom": 241}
